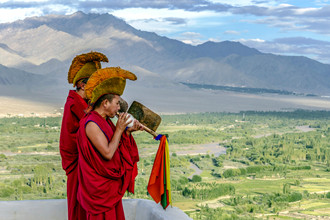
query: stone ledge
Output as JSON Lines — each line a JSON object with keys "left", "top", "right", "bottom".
{"left": 0, "top": 199, "right": 192, "bottom": 220}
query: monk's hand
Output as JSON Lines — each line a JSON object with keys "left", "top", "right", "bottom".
{"left": 137, "top": 121, "right": 145, "bottom": 131}
{"left": 116, "top": 113, "right": 131, "bottom": 133}
{"left": 126, "top": 120, "right": 144, "bottom": 134}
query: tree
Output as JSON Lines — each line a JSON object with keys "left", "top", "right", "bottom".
{"left": 283, "top": 183, "right": 290, "bottom": 194}
{"left": 192, "top": 175, "right": 202, "bottom": 182}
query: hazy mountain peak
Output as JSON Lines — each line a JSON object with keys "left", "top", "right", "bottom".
{"left": 70, "top": 11, "right": 85, "bottom": 18}
{"left": 0, "top": 11, "right": 329, "bottom": 98}
{"left": 196, "top": 40, "right": 261, "bottom": 58}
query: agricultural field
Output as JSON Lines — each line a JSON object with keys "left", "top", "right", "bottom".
{"left": 0, "top": 110, "right": 330, "bottom": 219}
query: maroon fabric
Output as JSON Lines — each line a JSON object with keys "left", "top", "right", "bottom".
{"left": 60, "top": 90, "right": 88, "bottom": 174}
{"left": 67, "top": 168, "right": 87, "bottom": 220}
{"left": 86, "top": 200, "right": 125, "bottom": 220}
{"left": 77, "top": 111, "right": 139, "bottom": 219}
{"left": 60, "top": 90, "right": 88, "bottom": 220}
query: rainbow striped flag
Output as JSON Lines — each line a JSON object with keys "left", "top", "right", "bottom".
{"left": 147, "top": 135, "right": 172, "bottom": 209}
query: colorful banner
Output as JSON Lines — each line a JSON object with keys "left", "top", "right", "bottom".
{"left": 147, "top": 135, "right": 172, "bottom": 209}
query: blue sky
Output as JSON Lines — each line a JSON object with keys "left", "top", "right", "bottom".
{"left": 1, "top": 0, "right": 330, "bottom": 64}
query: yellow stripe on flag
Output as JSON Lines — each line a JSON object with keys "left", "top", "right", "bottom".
{"left": 164, "top": 137, "right": 172, "bottom": 206}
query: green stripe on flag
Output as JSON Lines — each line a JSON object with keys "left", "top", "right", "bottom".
{"left": 161, "top": 153, "right": 167, "bottom": 209}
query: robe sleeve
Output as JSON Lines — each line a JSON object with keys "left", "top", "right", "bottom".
{"left": 121, "top": 132, "right": 139, "bottom": 194}
{"left": 71, "top": 102, "right": 86, "bottom": 120}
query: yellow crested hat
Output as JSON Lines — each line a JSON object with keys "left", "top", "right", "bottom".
{"left": 85, "top": 67, "right": 137, "bottom": 104}
{"left": 67, "top": 51, "right": 109, "bottom": 86}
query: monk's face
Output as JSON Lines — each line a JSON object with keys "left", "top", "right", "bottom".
{"left": 105, "top": 95, "right": 121, "bottom": 118}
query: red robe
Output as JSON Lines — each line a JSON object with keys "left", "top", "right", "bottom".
{"left": 77, "top": 111, "right": 139, "bottom": 220}
{"left": 60, "top": 90, "right": 88, "bottom": 220}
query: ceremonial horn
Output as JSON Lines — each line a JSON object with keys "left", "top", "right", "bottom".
{"left": 128, "top": 101, "right": 161, "bottom": 137}
{"left": 119, "top": 99, "right": 161, "bottom": 137}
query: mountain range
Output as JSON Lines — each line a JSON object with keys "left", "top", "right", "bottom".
{"left": 0, "top": 11, "right": 330, "bottom": 113}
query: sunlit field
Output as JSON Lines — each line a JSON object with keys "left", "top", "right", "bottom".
{"left": 1, "top": 110, "right": 330, "bottom": 219}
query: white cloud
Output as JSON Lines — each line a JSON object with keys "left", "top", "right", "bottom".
{"left": 293, "top": 7, "right": 318, "bottom": 15}
{"left": 112, "top": 8, "right": 218, "bottom": 21}
{"left": 181, "top": 32, "right": 203, "bottom": 38}
{"left": 176, "top": 32, "right": 205, "bottom": 45}
{"left": 0, "top": 3, "right": 77, "bottom": 23}
{"left": 209, "top": 0, "right": 279, "bottom": 7}
{"left": 315, "top": 0, "right": 330, "bottom": 6}
{"left": 1, "top": 0, "right": 330, "bottom": 63}
{"left": 208, "top": 37, "right": 220, "bottom": 42}
{"left": 237, "top": 37, "right": 330, "bottom": 64}
{"left": 209, "top": 0, "right": 252, "bottom": 6}
{"left": 238, "top": 38, "right": 265, "bottom": 43}
{"left": 181, "top": 39, "right": 204, "bottom": 45}
{"left": 0, "top": 8, "right": 43, "bottom": 23}
{"left": 112, "top": 8, "right": 226, "bottom": 36}
{"left": 224, "top": 30, "right": 240, "bottom": 35}
{"left": 0, "top": 0, "right": 47, "bottom": 2}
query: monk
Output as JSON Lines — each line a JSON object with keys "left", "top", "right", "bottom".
{"left": 60, "top": 79, "right": 88, "bottom": 220}
{"left": 60, "top": 52, "right": 108, "bottom": 220}
{"left": 76, "top": 67, "right": 141, "bottom": 220}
